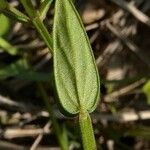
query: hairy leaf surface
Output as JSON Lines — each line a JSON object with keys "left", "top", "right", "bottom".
{"left": 53, "top": 0, "right": 100, "bottom": 115}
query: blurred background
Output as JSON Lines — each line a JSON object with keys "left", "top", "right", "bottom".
{"left": 0, "top": 0, "right": 150, "bottom": 149}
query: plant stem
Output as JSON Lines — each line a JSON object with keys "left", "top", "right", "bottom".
{"left": 32, "top": 16, "right": 53, "bottom": 53}
{"left": 0, "top": 2, "right": 29, "bottom": 23}
{"left": 39, "top": 0, "right": 53, "bottom": 20}
{"left": 38, "top": 83, "right": 68, "bottom": 150}
{"left": 20, "top": 0, "right": 53, "bottom": 53}
{"left": 19, "top": 2, "right": 67, "bottom": 149}
{"left": 79, "top": 109, "right": 97, "bottom": 150}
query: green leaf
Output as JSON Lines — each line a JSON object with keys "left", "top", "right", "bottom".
{"left": 0, "top": 37, "right": 17, "bottom": 55}
{"left": 0, "top": 59, "right": 51, "bottom": 81}
{"left": 0, "top": 0, "right": 7, "bottom": 10}
{"left": 16, "top": 70, "right": 51, "bottom": 81}
{"left": 0, "top": 59, "right": 28, "bottom": 80}
{"left": 0, "top": 1, "right": 29, "bottom": 23}
{"left": 0, "top": 14, "right": 10, "bottom": 36}
{"left": 142, "top": 80, "right": 150, "bottom": 105}
{"left": 4, "top": 4, "right": 30, "bottom": 23}
{"left": 39, "top": 0, "right": 53, "bottom": 20}
{"left": 126, "top": 126, "right": 150, "bottom": 140}
{"left": 53, "top": 0, "right": 100, "bottom": 115}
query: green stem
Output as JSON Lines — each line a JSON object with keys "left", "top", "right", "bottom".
{"left": 19, "top": 2, "right": 67, "bottom": 149}
{"left": 38, "top": 83, "right": 68, "bottom": 150}
{"left": 0, "top": 37, "right": 17, "bottom": 55}
{"left": 0, "top": 2, "right": 29, "bottom": 23}
{"left": 79, "top": 110, "right": 97, "bottom": 150}
{"left": 20, "top": 0, "right": 53, "bottom": 53}
{"left": 32, "top": 16, "right": 53, "bottom": 53}
{"left": 19, "top": 0, "right": 36, "bottom": 18}
{"left": 39, "top": 0, "right": 53, "bottom": 20}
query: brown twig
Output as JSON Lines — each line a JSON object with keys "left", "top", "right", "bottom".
{"left": 30, "top": 122, "right": 51, "bottom": 150}
{"left": 3, "top": 127, "right": 50, "bottom": 139}
{"left": 110, "top": 0, "right": 150, "bottom": 27}
{"left": 92, "top": 110, "right": 150, "bottom": 122}
{"left": 0, "top": 140, "right": 60, "bottom": 150}
{"left": 104, "top": 78, "right": 146, "bottom": 102}
{"left": 106, "top": 21, "right": 150, "bottom": 68}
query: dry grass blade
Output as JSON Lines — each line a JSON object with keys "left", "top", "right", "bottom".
{"left": 106, "top": 21, "right": 150, "bottom": 68}
{"left": 104, "top": 78, "right": 146, "bottom": 102}
{"left": 96, "top": 40, "right": 121, "bottom": 68}
{"left": 30, "top": 122, "right": 51, "bottom": 150}
{"left": 3, "top": 127, "right": 50, "bottom": 139}
{"left": 92, "top": 110, "right": 150, "bottom": 122}
{"left": 110, "top": 0, "right": 150, "bottom": 27}
{"left": 0, "top": 140, "right": 60, "bottom": 150}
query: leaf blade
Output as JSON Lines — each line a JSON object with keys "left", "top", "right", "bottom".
{"left": 53, "top": 0, "right": 100, "bottom": 115}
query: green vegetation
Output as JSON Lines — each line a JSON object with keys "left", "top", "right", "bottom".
{"left": 0, "top": 0, "right": 149, "bottom": 150}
